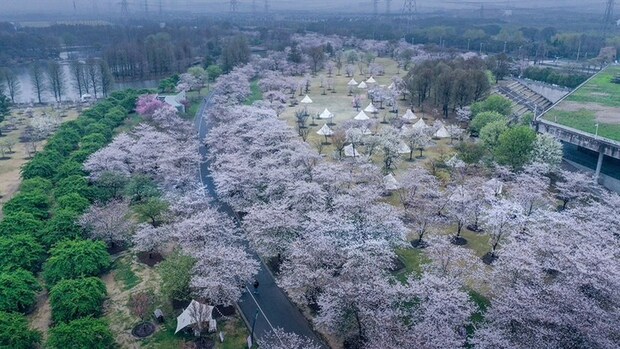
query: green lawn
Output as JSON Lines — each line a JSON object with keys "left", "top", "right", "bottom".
{"left": 544, "top": 65, "right": 620, "bottom": 142}
{"left": 113, "top": 255, "right": 141, "bottom": 291}
{"left": 245, "top": 80, "right": 263, "bottom": 105}
{"left": 394, "top": 248, "right": 427, "bottom": 282}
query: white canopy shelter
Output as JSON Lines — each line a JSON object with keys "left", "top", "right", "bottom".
{"left": 175, "top": 300, "right": 214, "bottom": 334}
{"left": 384, "top": 174, "right": 400, "bottom": 191}
{"left": 317, "top": 124, "right": 334, "bottom": 136}
{"left": 358, "top": 81, "right": 368, "bottom": 89}
{"left": 401, "top": 109, "right": 417, "bottom": 121}
{"left": 360, "top": 127, "right": 373, "bottom": 135}
{"left": 348, "top": 78, "right": 359, "bottom": 86}
{"left": 319, "top": 108, "right": 334, "bottom": 119}
{"left": 400, "top": 124, "right": 411, "bottom": 132}
{"left": 388, "top": 82, "right": 395, "bottom": 90}
{"left": 412, "top": 118, "right": 427, "bottom": 129}
{"left": 366, "top": 76, "right": 377, "bottom": 84}
{"left": 354, "top": 111, "right": 370, "bottom": 121}
{"left": 300, "top": 95, "right": 313, "bottom": 104}
{"left": 344, "top": 144, "right": 361, "bottom": 157}
{"left": 434, "top": 125, "right": 450, "bottom": 138}
{"left": 446, "top": 155, "right": 466, "bottom": 168}
{"left": 398, "top": 142, "right": 411, "bottom": 154}
{"left": 364, "top": 103, "right": 378, "bottom": 113}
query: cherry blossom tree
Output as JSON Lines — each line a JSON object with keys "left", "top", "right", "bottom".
{"left": 530, "top": 133, "right": 563, "bottom": 169}
{"left": 258, "top": 328, "right": 321, "bottom": 349}
{"left": 480, "top": 199, "right": 524, "bottom": 263}
{"left": 79, "top": 200, "right": 134, "bottom": 247}
{"left": 136, "top": 94, "right": 164, "bottom": 117}
{"left": 554, "top": 170, "right": 597, "bottom": 210}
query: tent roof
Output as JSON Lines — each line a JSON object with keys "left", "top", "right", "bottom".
{"left": 175, "top": 300, "right": 214, "bottom": 334}
{"left": 300, "top": 95, "right": 313, "bottom": 104}
{"left": 388, "top": 82, "right": 395, "bottom": 90}
{"left": 446, "top": 155, "right": 466, "bottom": 168}
{"left": 319, "top": 108, "right": 333, "bottom": 119}
{"left": 317, "top": 124, "right": 334, "bottom": 136}
{"left": 398, "top": 142, "right": 411, "bottom": 154}
{"left": 348, "top": 78, "right": 359, "bottom": 86}
{"left": 358, "top": 81, "right": 368, "bottom": 89}
{"left": 364, "top": 103, "right": 378, "bottom": 113}
{"left": 360, "top": 127, "right": 373, "bottom": 135}
{"left": 434, "top": 125, "right": 450, "bottom": 138}
{"left": 344, "top": 144, "right": 361, "bottom": 157}
{"left": 366, "top": 76, "right": 377, "bottom": 83}
{"left": 354, "top": 111, "right": 370, "bottom": 121}
{"left": 401, "top": 109, "right": 417, "bottom": 120}
{"left": 412, "top": 118, "right": 427, "bottom": 129}
{"left": 384, "top": 174, "right": 400, "bottom": 190}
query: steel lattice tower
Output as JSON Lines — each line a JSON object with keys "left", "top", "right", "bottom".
{"left": 386, "top": 0, "right": 392, "bottom": 14}
{"left": 402, "top": 0, "right": 416, "bottom": 17}
{"left": 373, "top": 0, "right": 379, "bottom": 16}
{"left": 120, "top": 0, "right": 129, "bottom": 16}
{"left": 604, "top": 0, "right": 615, "bottom": 30}
{"left": 230, "top": 0, "right": 239, "bottom": 13}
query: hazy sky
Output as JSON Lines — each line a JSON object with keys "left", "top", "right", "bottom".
{"left": 0, "top": 0, "right": 609, "bottom": 16}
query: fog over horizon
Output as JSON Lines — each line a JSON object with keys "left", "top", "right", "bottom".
{"left": 0, "top": 0, "right": 610, "bottom": 18}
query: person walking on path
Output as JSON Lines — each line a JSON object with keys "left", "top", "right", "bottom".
{"left": 253, "top": 280, "right": 260, "bottom": 295}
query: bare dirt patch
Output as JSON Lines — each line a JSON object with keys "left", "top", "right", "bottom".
{"left": 556, "top": 101, "right": 620, "bottom": 125}
{"left": 0, "top": 107, "right": 79, "bottom": 214}
{"left": 28, "top": 290, "right": 52, "bottom": 339}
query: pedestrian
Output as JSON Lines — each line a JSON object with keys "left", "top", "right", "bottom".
{"left": 253, "top": 280, "right": 260, "bottom": 295}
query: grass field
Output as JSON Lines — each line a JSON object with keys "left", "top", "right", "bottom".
{"left": 544, "top": 65, "right": 620, "bottom": 142}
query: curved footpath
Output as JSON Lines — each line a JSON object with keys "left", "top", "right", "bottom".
{"left": 194, "top": 95, "right": 328, "bottom": 348}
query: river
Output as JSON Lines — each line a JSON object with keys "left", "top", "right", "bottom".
{"left": 10, "top": 64, "right": 158, "bottom": 104}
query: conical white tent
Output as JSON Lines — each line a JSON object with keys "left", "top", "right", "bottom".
{"left": 357, "top": 81, "right": 368, "bottom": 89}
{"left": 175, "top": 300, "right": 214, "bottom": 334}
{"left": 388, "top": 82, "right": 395, "bottom": 90}
{"left": 401, "top": 124, "right": 411, "bottom": 132}
{"left": 300, "top": 95, "right": 313, "bottom": 104}
{"left": 354, "top": 111, "right": 370, "bottom": 121}
{"left": 317, "top": 124, "right": 334, "bottom": 136}
{"left": 434, "top": 125, "right": 450, "bottom": 138}
{"left": 344, "top": 144, "right": 361, "bottom": 157}
{"left": 319, "top": 108, "right": 333, "bottom": 119}
{"left": 348, "top": 78, "right": 359, "bottom": 86}
{"left": 398, "top": 142, "right": 411, "bottom": 154}
{"left": 384, "top": 173, "right": 400, "bottom": 191}
{"left": 412, "top": 118, "right": 427, "bottom": 129}
{"left": 366, "top": 76, "right": 377, "bottom": 84}
{"left": 364, "top": 103, "right": 378, "bottom": 113}
{"left": 446, "top": 155, "right": 466, "bottom": 168}
{"left": 360, "top": 127, "right": 373, "bottom": 135}
{"left": 401, "top": 109, "right": 417, "bottom": 121}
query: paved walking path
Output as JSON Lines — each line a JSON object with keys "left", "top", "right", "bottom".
{"left": 195, "top": 95, "right": 328, "bottom": 348}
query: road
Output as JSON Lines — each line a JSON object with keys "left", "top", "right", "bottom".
{"left": 194, "top": 95, "right": 328, "bottom": 348}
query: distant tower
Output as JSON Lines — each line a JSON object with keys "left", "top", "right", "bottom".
{"left": 604, "top": 0, "right": 615, "bottom": 31}
{"left": 120, "top": 0, "right": 129, "bottom": 16}
{"left": 252, "top": 0, "right": 257, "bottom": 14}
{"left": 144, "top": 0, "right": 149, "bottom": 14}
{"left": 373, "top": 0, "right": 379, "bottom": 16}
{"left": 159, "top": 0, "right": 163, "bottom": 16}
{"left": 264, "top": 0, "right": 269, "bottom": 13}
{"left": 386, "top": 0, "right": 392, "bottom": 14}
{"left": 230, "top": 0, "right": 239, "bottom": 13}
{"left": 402, "top": 0, "right": 416, "bottom": 18}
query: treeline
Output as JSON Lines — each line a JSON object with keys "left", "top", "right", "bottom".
{"left": 406, "top": 57, "right": 491, "bottom": 117}
{"left": 0, "top": 89, "right": 142, "bottom": 349}
{"left": 523, "top": 66, "right": 589, "bottom": 88}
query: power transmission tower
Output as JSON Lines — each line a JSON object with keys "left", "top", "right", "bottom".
{"left": 402, "top": 0, "right": 417, "bottom": 33}
{"left": 386, "top": 0, "right": 392, "bottom": 14}
{"left": 264, "top": 0, "right": 269, "bottom": 13}
{"left": 159, "top": 0, "right": 163, "bottom": 17}
{"left": 603, "top": 0, "right": 615, "bottom": 32}
{"left": 230, "top": 0, "right": 239, "bottom": 13}
{"left": 373, "top": 0, "right": 379, "bottom": 16}
{"left": 144, "top": 0, "right": 149, "bottom": 14}
{"left": 120, "top": 0, "right": 129, "bottom": 16}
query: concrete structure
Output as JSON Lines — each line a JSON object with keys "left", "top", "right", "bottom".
{"left": 158, "top": 90, "right": 186, "bottom": 113}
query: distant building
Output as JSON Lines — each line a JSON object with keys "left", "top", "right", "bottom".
{"left": 157, "top": 90, "right": 186, "bottom": 113}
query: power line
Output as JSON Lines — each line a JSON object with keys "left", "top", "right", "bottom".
{"left": 603, "top": 0, "right": 615, "bottom": 32}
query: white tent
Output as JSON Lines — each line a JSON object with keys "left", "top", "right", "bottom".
{"left": 400, "top": 124, "right": 411, "bottom": 132}
{"left": 319, "top": 108, "right": 334, "bottom": 119}
{"left": 175, "top": 300, "right": 214, "bottom": 334}
{"left": 412, "top": 118, "right": 427, "bottom": 129}
{"left": 446, "top": 155, "right": 466, "bottom": 168}
{"left": 360, "top": 127, "right": 373, "bottom": 135}
{"left": 364, "top": 103, "right": 378, "bottom": 113}
{"left": 401, "top": 109, "right": 417, "bottom": 121}
{"left": 317, "top": 124, "right": 334, "bottom": 136}
{"left": 384, "top": 174, "right": 400, "bottom": 191}
{"left": 354, "top": 111, "right": 370, "bottom": 121}
{"left": 348, "top": 78, "right": 359, "bottom": 86}
{"left": 366, "top": 76, "right": 377, "bottom": 84}
{"left": 434, "top": 125, "right": 450, "bottom": 138}
{"left": 300, "top": 95, "right": 313, "bottom": 104}
{"left": 388, "top": 82, "right": 395, "bottom": 90}
{"left": 344, "top": 144, "right": 361, "bottom": 157}
{"left": 398, "top": 142, "right": 411, "bottom": 154}
{"left": 358, "top": 81, "right": 368, "bottom": 89}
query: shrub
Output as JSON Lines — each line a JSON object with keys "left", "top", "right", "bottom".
{"left": 0, "top": 212, "right": 44, "bottom": 237}
{"left": 42, "top": 209, "right": 84, "bottom": 248}
{"left": 0, "top": 269, "right": 41, "bottom": 313}
{"left": 471, "top": 95, "right": 512, "bottom": 117}
{"left": 469, "top": 111, "right": 507, "bottom": 136}
{"left": 2, "top": 191, "right": 50, "bottom": 220}
{"left": 43, "top": 239, "right": 111, "bottom": 286}
{"left": 494, "top": 126, "right": 537, "bottom": 169}
{"left": 47, "top": 317, "right": 115, "bottom": 349}
{"left": 55, "top": 175, "right": 92, "bottom": 200}
{"left": 55, "top": 193, "right": 91, "bottom": 214}
{"left": 0, "top": 311, "right": 41, "bottom": 349}
{"left": 19, "top": 177, "right": 53, "bottom": 194}
{"left": 50, "top": 277, "right": 107, "bottom": 323}
{"left": 0, "top": 234, "right": 45, "bottom": 272}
